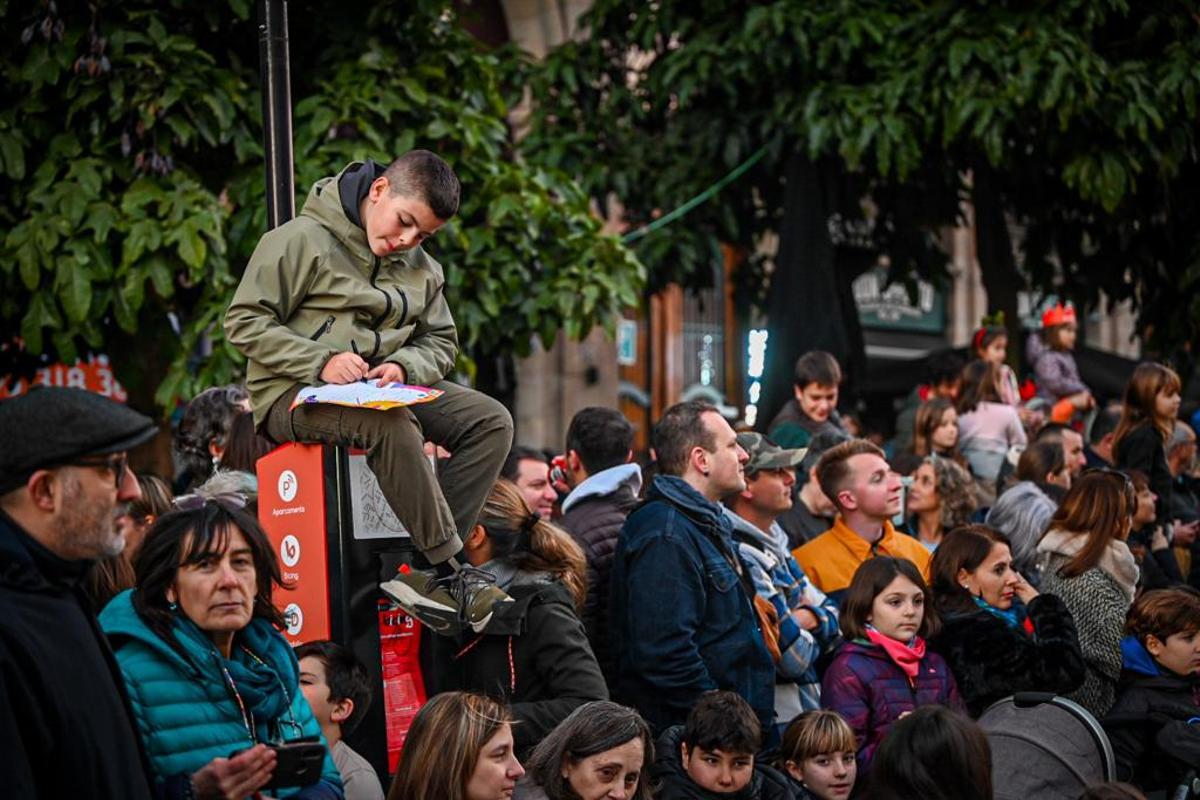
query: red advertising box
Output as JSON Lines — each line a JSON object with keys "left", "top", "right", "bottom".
{"left": 256, "top": 443, "right": 332, "bottom": 644}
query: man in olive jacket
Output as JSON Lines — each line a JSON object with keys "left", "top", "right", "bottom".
{"left": 225, "top": 151, "right": 513, "bottom": 632}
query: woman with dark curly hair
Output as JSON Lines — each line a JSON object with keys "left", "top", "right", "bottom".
{"left": 173, "top": 385, "right": 250, "bottom": 493}
{"left": 904, "top": 457, "right": 978, "bottom": 551}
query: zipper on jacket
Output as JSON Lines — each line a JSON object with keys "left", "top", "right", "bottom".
{"left": 368, "top": 256, "right": 392, "bottom": 329}
{"left": 309, "top": 315, "right": 335, "bottom": 341}
{"left": 394, "top": 287, "right": 408, "bottom": 329}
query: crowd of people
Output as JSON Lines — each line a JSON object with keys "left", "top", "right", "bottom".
{"left": 3, "top": 149, "right": 1200, "bottom": 800}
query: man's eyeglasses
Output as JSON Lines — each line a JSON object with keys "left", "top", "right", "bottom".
{"left": 65, "top": 454, "right": 129, "bottom": 489}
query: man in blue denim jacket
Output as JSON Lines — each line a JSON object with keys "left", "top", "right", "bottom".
{"left": 610, "top": 401, "right": 776, "bottom": 737}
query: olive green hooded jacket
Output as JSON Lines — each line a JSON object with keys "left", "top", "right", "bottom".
{"left": 225, "top": 163, "right": 458, "bottom": 426}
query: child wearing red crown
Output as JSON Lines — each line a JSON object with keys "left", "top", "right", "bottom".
{"left": 1025, "top": 302, "right": 1095, "bottom": 424}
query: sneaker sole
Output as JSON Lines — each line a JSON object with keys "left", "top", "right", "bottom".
{"left": 379, "top": 580, "right": 461, "bottom": 634}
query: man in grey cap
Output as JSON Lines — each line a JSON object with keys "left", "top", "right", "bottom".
{"left": 722, "top": 432, "right": 840, "bottom": 732}
{"left": 0, "top": 387, "right": 156, "bottom": 799}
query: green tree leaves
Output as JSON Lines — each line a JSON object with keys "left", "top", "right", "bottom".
{"left": 522, "top": 0, "right": 1200, "bottom": 359}
{"left": 1, "top": 0, "right": 643, "bottom": 409}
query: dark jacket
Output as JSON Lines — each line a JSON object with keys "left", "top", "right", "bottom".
{"left": 767, "top": 399, "right": 845, "bottom": 450}
{"left": 1115, "top": 423, "right": 1173, "bottom": 527}
{"left": 559, "top": 464, "right": 641, "bottom": 685}
{"left": 610, "top": 476, "right": 776, "bottom": 735}
{"left": 820, "top": 640, "right": 964, "bottom": 771}
{"left": 775, "top": 496, "right": 833, "bottom": 551}
{"left": 650, "top": 726, "right": 796, "bottom": 800}
{"left": 0, "top": 510, "right": 153, "bottom": 800}
{"left": 929, "top": 593, "right": 1086, "bottom": 717}
{"left": 1104, "top": 637, "right": 1200, "bottom": 792}
{"left": 423, "top": 576, "right": 608, "bottom": 756}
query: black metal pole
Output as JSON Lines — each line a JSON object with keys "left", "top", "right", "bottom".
{"left": 258, "top": 0, "right": 295, "bottom": 229}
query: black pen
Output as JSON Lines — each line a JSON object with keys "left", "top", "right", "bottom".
{"left": 350, "top": 340, "right": 370, "bottom": 383}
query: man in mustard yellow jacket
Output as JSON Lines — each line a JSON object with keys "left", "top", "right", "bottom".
{"left": 792, "top": 439, "right": 932, "bottom": 605}
{"left": 225, "top": 151, "right": 513, "bottom": 633}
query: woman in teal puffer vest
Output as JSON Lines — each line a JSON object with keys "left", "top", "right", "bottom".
{"left": 100, "top": 495, "right": 342, "bottom": 799}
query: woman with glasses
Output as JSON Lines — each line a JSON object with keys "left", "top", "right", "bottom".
{"left": 1035, "top": 470, "right": 1140, "bottom": 718}
{"left": 100, "top": 495, "right": 343, "bottom": 799}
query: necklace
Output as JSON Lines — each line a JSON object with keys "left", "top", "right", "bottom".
{"left": 215, "top": 649, "right": 257, "bottom": 744}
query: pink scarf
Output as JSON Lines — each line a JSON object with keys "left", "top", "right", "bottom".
{"left": 866, "top": 627, "right": 926, "bottom": 685}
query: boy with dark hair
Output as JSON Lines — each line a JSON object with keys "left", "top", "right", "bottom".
{"left": 295, "top": 640, "right": 384, "bottom": 800}
{"left": 558, "top": 406, "right": 640, "bottom": 684}
{"left": 226, "top": 151, "right": 515, "bottom": 635}
{"left": 652, "top": 691, "right": 793, "bottom": 799}
{"left": 1104, "top": 588, "right": 1200, "bottom": 793}
{"left": 768, "top": 351, "right": 847, "bottom": 449}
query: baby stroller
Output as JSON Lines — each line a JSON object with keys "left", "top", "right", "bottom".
{"left": 979, "top": 693, "right": 1114, "bottom": 800}
{"left": 980, "top": 693, "right": 1200, "bottom": 800}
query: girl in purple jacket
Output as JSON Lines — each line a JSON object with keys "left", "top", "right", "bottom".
{"left": 820, "top": 557, "right": 964, "bottom": 772}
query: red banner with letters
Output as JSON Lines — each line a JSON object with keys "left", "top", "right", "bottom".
{"left": 256, "top": 443, "right": 331, "bottom": 644}
{"left": 0, "top": 355, "right": 128, "bottom": 401}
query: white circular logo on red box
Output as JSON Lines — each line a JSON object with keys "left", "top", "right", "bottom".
{"left": 284, "top": 603, "right": 304, "bottom": 637}
{"left": 278, "top": 469, "right": 298, "bottom": 502}
{"left": 280, "top": 535, "right": 301, "bottom": 567}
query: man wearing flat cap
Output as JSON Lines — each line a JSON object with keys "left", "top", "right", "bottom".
{"left": 0, "top": 387, "right": 157, "bottom": 799}
{"left": 722, "top": 432, "right": 841, "bottom": 733}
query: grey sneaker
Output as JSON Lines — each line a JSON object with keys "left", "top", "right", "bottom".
{"left": 380, "top": 565, "right": 514, "bottom": 635}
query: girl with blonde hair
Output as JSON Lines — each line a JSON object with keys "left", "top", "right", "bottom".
{"left": 422, "top": 480, "right": 607, "bottom": 756}
{"left": 776, "top": 710, "right": 858, "bottom": 799}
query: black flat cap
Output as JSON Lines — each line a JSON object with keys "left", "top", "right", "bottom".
{"left": 0, "top": 387, "right": 158, "bottom": 494}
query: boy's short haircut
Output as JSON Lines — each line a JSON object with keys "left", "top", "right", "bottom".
{"left": 793, "top": 351, "right": 842, "bottom": 390}
{"left": 565, "top": 407, "right": 635, "bottom": 475}
{"left": 815, "top": 438, "right": 887, "bottom": 512}
{"left": 682, "top": 690, "right": 762, "bottom": 757}
{"left": 294, "top": 640, "right": 373, "bottom": 736}
{"left": 382, "top": 150, "right": 461, "bottom": 221}
{"left": 1125, "top": 588, "right": 1200, "bottom": 645}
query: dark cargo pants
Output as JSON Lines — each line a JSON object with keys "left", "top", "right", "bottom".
{"left": 265, "top": 381, "right": 513, "bottom": 563}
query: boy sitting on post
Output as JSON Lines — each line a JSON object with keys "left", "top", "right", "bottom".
{"left": 296, "top": 641, "right": 384, "bottom": 800}
{"left": 225, "top": 151, "right": 514, "bottom": 633}
{"left": 652, "top": 691, "right": 793, "bottom": 799}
